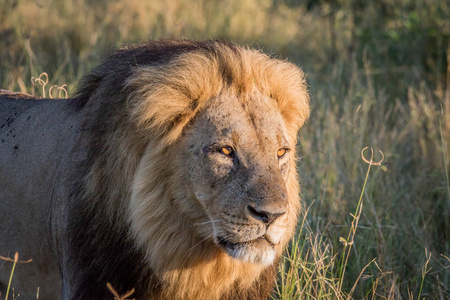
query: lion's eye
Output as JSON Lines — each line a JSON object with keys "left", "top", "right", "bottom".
{"left": 277, "top": 148, "right": 287, "bottom": 158}
{"left": 220, "top": 146, "right": 234, "bottom": 156}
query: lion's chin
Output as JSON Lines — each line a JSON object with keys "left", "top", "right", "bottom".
{"left": 216, "top": 237, "right": 276, "bottom": 266}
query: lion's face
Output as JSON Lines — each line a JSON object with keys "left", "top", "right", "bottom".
{"left": 180, "top": 89, "right": 295, "bottom": 266}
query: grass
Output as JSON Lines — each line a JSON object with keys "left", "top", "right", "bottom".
{"left": 0, "top": 0, "right": 449, "bottom": 299}
{"left": 0, "top": 253, "right": 32, "bottom": 300}
{"left": 0, "top": 253, "right": 19, "bottom": 300}
{"left": 275, "top": 148, "right": 389, "bottom": 299}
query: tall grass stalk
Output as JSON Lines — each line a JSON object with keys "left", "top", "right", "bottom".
{"left": 338, "top": 147, "right": 384, "bottom": 293}
{"left": 417, "top": 249, "right": 432, "bottom": 300}
{"left": 1, "top": 252, "right": 18, "bottom": 300}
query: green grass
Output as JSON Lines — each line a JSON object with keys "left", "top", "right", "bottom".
{"left": 1, "top": 0, "right": 449, "bottom": 298}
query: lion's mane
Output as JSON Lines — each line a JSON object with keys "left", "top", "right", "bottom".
{"left": 67, "top": 40, "right": 309, "bottom": 299}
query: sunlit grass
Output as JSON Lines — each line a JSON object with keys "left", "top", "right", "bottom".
{"left": 275, "top": 147, "right": 396, "bottom": 299}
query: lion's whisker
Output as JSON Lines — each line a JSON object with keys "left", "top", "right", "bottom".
{"left": 187, "top": 233, "right": 215, "bottom": 253}
{"left": 193, "top": 220, "right": 221, "bottom": 227}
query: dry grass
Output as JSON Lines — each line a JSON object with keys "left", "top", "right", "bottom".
{"left": 0, "top": 0, "right": 449, "bottom": 299}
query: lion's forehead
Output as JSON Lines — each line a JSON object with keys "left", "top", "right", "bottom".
{"left": 205, "top": 92, "right": 288, "bottom": 149}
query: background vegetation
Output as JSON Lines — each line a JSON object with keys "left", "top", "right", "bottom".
{"left": 0, "top": 0, "right": 448, "bottom": 298}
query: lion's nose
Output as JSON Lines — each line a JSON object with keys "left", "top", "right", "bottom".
{"left": 247, "top": 205, "right": 286, "bottom": 225}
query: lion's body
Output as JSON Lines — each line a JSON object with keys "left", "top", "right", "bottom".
{"left": 0, "top": 40, "right": 309, "bottom": 300}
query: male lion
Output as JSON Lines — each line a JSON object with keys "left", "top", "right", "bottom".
{"left": 0, "top": 40, "right": 309, "bottom": 299}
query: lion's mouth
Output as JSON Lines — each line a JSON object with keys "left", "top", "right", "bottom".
{"left": 217, "top": 236, "right": 274, "bottom": 252}
{"left": 216, "top": 236, "right": 274, "bottom": 251}
{"left": 215, "top": 235, "right": 276, "bottom": 265}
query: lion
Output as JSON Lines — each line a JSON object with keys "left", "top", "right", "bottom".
{"left": 0, "top": 40, "right": 309, "bottom": 300}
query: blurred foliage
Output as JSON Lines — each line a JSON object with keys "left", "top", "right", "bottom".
{"left": 0, "top": 0, "right": 448, "bottom": 96}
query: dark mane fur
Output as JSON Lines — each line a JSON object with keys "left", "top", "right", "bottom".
{"left": 73, "top": 39, "right": 239, "bottom": 110}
